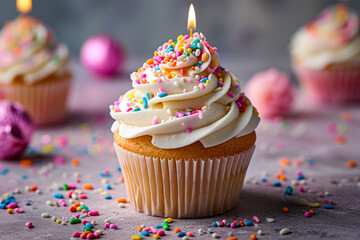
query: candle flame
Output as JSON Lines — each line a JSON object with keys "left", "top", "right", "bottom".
{"left": 187, "top": 3, "right": 196, "bottom": 31}
{"left": 17, "top": 0, "right": 32, "bottom": 13}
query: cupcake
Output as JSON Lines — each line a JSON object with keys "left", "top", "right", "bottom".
{"left": 0, "top": 16, "right": 71, "bottom": 125}
{"left": 110, "top": 33, "right": 260, "bottom": 218}
{"left": 290, "top": 4, "right": 360, "bottom": 105}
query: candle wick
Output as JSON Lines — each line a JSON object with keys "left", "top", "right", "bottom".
{"left": 190, "top": 28, "right": 193, "bottom": 38}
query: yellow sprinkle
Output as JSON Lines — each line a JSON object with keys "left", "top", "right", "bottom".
{"left": 76, "top": 207, "right": 81, "bottom": 212}
{"left": 187, "top": 48, "right": 192, "bottom": 53}
{"left": 56, "top": 219, "right": 62, "bottom": 224}
{"left": 178, "top": 46, "right": 184, "bottom": 52}
{"left": 146, "top": 59, "right": 154, "bottom": 65}
{"left": 219, "top": 77, "right": 223, "bottom": 82}
{"left": 177, "top": 35, "right": 184, "bottom": 42}
{"left": 165, "top": 217, "right": 173, "bottom": 223}
{"left": 139, "top": 100, "right": 143, "bottom": 104}
{"left": 211, "top": 59, "right": 218, "bottom": 67}
{"left": 154, "top": 51, "right": 158, "bottom": 56}
{"left": 206, "top": 80, "right": 209, "bottom": 84}
{"left": 42, "top": 145, "right": 54, "bottom": 154}
{"left": 138, "top": 68, "right": 142, "bottom": 73}
{"left": 153, "top": 234, "right": 160, "bottom": 239}
{"left": 309, "top": 202, "right": 320, "bottom": 208}
{"left": 131, "top": 236, "right": 142, "bottom": 240}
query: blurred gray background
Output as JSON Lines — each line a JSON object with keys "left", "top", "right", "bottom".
{"left": 1, "top": 0, "right": 360, "bottom": 79}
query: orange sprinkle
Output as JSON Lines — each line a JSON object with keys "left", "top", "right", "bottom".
{"left": 120, "top": 176, "right": 124, "bottom": 182}
{"left": 7, "top": 208, "right": 13, "bottom": 214}
{"left": 209, "top": 48, "right": 214, "bottom": 55}
{"left": 20, "top": 159, "right": 33, "bottom": 167}
{"left": 324, "top": 200, "right": 329, "bottom": 204}
{"left": 309, "top": 210, "right": 314, "bottom": 215}
{"left": 174, "top": 228, "right": 181, "bottom": 234}
{"left": 29, "top": 185, "right": 38, "bottom": 191}
{"left": 171, "top": 62, "right": 176, "bottom": 67}
{"left": 283, "top": 207, "right": 289, "bottom": 213}
{"left": 117, "top": 198, "right": 127, "bottom": 203}
{"left": 191, "top": 66, "right": 195, "bottom": 70}
{"left": 83, "top": 184, "right": 93, "bottom": 190}
{"left": 250, "top": 234, "right": 257, "bottom": 240}
{"left": 279, "top": 158, "right": 291, "bottom": 166}
{"left": 154, "top": 51, "right": 158, "bottom": 56}
{"left": 82, "top": 231, "right": 91, "bottom": 235}
{"left": 347, "top": 160, "right": 357, "bottom": 168}
{"left": 239, "top": 221, "right": 244, "bottom": 226}
{"left": 227, "top": 237, "right": 238, "bottom": 240}
{"left": 71, "top": 158, "right": 80, "bottom": 166}
{"left": 334, "top": 135, "right": 346, "bottom": 144}
{"left": 137, "top": 226, "right": 143, "bottom": 232}
{"left": 73, "top": 202, "right": 81, "bottom": 207}
{"left": 277, "top": 174, "right": 287, "bottom": 181}
{"left": 146, "top": 59, "right": 154, "bottom": 65}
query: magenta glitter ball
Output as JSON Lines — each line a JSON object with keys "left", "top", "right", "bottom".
{"left": 0, "top": 101, "right": 33, "bottom": 159}
{"left": 80, "top": 34, "right": 125, "bottom": 77}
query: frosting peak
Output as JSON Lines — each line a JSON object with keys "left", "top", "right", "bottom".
{"left": 0, "top": 16, "right": 69, "bottom": 84}
{"left": 290, "top": 4, "right": 360, "bottom": 69}
{"left": 110, "top": 32, "right": 259, "bottom": 149}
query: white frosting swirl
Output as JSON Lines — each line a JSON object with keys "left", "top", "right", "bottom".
{"left": 0, "top": 16, "right": 69, "bottom": 84}
{"left": 110, "top": 32, "right": 259, "bottom": 149}
{"left": 290, "top": 4, "right": 360, "bottom": 69}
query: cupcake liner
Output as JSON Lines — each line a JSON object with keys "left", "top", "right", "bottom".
{"left": 294, "top": 65, "right": 360, "bottom": 105}
{"left": 114, "top": 142, "right": 255, "bottom": 218}
{"left": 0, "top": 77, "right": 71, "bottom": 126}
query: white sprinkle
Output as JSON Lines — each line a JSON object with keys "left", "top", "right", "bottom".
{"left": 193, "top": 86, "right": 199, "bottom": 91}
{"left": 25, "top": 186, "right": 30, "bottom": 192}
{"left": 300, "top": 179, "right": 307, "bottom": 185}
{"left": 325, "top": 191, "right": 330, "bottom": 196}
{"left": 35, "top": 189, "right": 41, "bottom": 195}
{"left": 69, "top": 199, "right": 75, "bottom": 204}
{"left": 258, "top": 230, "right": 263, "bottom": 235}
{"left": 74, "top": 172, "right": 80, "bottom": 178}
{"left": 13, "top": 189, "right": 20, "bottom": 194}
{"left": 52, "top": 216, "right": 57, "bottom": 222}
{"left": 174, "top": 81, "right": 179, "bottom": 87}
{"left": 182, "top": 236, "right": 190, "bottom": 240}
{"left": 195, "top": 75, "right": 200, "bottom": 80}
{"left": 212, "top": 233, "right": 220, "bottom": 238}
{"left": 266, "top": 218, "right": 274, "bottom": 223}
{"left": 198, "top": 228, "right": 205, "bottom": 235}
{"left": 95, "top": 230, "right": 103, "bottom": 235}
{"left": 279, "top": 228, "right": 292, "bottom": 235}
{"left": 46, "top": 201, "right": 53, "bottom": 206}
{"left": 105, "top": 218, "right": 112, "bottom": 223}
{"left": 291, "top": 180, "right": 298, "bottom": 186}
{"left": 91, "top": 220, "right": 96, "bottom": 225}
{"left": 195, "top": 66, "right": 200, "bottom": 71}
{"left": 195, "top": 49, "right": 201, "bottom": 57}
{"left": 296, "top": 197, "right": 309, "bottom": 206}
{"left": 221, "top": 219, "right": 226, "bottom": 224}
{"left": 140, "top": 224, "right": 145, "bottom": 228}
{"left": 41, "top": 213, "right": 50, "bottom": 218}
{"left": 183, "top": 89, "right": 187, "bottom": 93}
{"left": 61, "top": 221, "right": 66, "bottom": 225}
{"left": 119, "top": 203, "right": 126, "bottom": 208}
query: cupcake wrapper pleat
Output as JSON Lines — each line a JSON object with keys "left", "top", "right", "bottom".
{"left": 294, "top": 65, "right": 360, "bottom": 105}
{"left": 114, "top": 143, "right": 255, "bottom": 218}
{"left": 0, "top": 77, "right": 71, "bottom": 126}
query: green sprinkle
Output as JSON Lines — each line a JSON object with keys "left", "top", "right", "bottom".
{"left": 69, "top": 218, "right": 81, "bottom": 224}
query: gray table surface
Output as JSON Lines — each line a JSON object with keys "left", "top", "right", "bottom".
{"left": 0, "top": 60, "right": 360, "bottom": 240}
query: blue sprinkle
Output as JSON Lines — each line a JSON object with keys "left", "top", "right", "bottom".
{"left": 142, "top": 97, "right": 148, "bottom": 109}
{"left": 177, "top": 232, "right": 186, "bottom": 237}
{"left": 307, "top": 159, "right": 314, "bottom": 165}
{"left": 296, "top": 175, "right": 305, "bottom": 180}
{"left": 57, "top": 187, "right": 64, "bottom": 190}
{"left": 284, "top": 186, "right": 293, "bottom": 196}
{"left": 155, "top": 225, "right": 162, "bottom": 228}
{"left": 158, "top": 92, "right": 168, "bottom": 98}
{"left": 133, "top": 107, "right": 141, "bottom": 112}
{"left": 190, "top": 38, "right": 200, "bottom": 49}
{"left": 244, "top": 221, "right": 254, "bottom": 226}
{"left": 79, "top": 215, "right": 85, "bottom": 219}
{"left": 235, "top": 223, "right": 240, "bottom": 227}
{"left": 145, "top": 92, "right": 151, "bottom": 100}
{"left": 25, "top": 201, "right": 30, "bottom": 206}
{"left": 0, "top": 203, "right": 6, "bottom": 209}
{"left": 91, "top": 136, "right": 97, "bottom": 143}
{"left": 104, "top": 195, "right": 112, "bottom": 200}
{"left": 165, "top": 44, "right": 174, "bottom": 53}
{"left": 21, "top": 175, "right": 28, "bottom": 179}
{"left": 197, "top": 42, "right": 202, "bottom": 50}
{"left": 105, "top": 184, "right": 111, "bottom": 190}
{"left": 324, "top": 204, "right": 334, "bottom": 209}
{"left": 116, "top": 167, "right": 121, "bottom": 172}
{"left": 273, "top": 182, "right": 282, "bottom": 187}
{"left": 0, "top": 168, "right": 9, "bottom": 175}
{"left": 154, "top": 65, "right": 160, "bottom": 70}
{"left": 212, "top": 222, "right": 217, "bottom": 227}
{"left": 140, "top": 230, "right": 149, "bottom": 236}
{"left": 100, "top": 172, "right": 111, "bottom": 178}
{"left": 261, "top": 178, "right": 267, "bottom": 182}
{"left": 85, "top": 223, "right": 94, "bottom": 229}
{"left": 53, "top": 193, "right": 64, "bottom": 199}
{"left": 200, "top": 77, "right": 208, "bottom": 83}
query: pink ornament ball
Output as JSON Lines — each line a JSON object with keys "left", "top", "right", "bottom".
{"left": 0, "top": 101, "right": 33, "bottom": 159}
{"left": 80, "top": 34, "right": 125, "bottom": 77}
{"left": 246, "top": 69, "right": 294, "bottom": 119}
